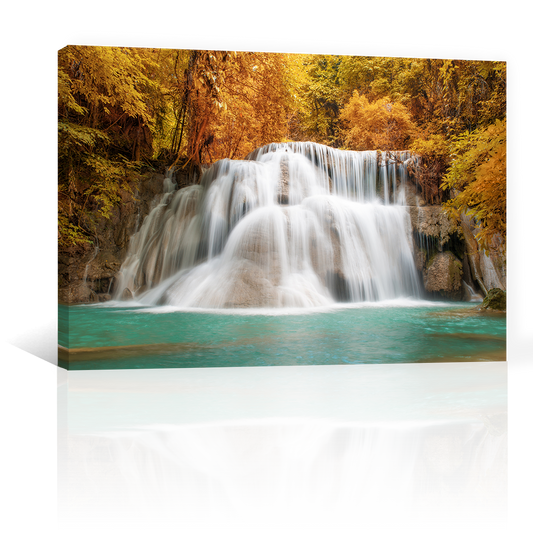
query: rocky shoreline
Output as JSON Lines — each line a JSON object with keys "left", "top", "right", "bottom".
{"left": 55, "top": 412, "right": 511, "bottom": 531}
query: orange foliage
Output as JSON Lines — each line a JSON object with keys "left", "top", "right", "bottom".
{"left": 178, "top": 51, "right": 303, "bottom": 173}
{"left": 340, "top": 91, "right": 417, "bottom": 151}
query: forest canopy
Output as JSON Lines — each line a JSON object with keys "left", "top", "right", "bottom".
{"left": 58, "top": 46, "right": 506, "bottom": 251}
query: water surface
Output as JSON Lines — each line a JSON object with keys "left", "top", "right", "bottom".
{"left": 58, "top": 301, "right": 509, "bottom": 434}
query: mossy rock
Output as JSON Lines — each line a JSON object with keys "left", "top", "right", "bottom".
{"left": 481, "top": 288, "right": 506, "bottom": 311}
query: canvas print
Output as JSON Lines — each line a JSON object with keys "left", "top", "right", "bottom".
{"left": 58, "top": 46, "right": 506, "bottom": 370}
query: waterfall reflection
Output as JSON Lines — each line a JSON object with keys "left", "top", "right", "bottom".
{"left": 69, "top": 363, "right": 509, "bottom": 432}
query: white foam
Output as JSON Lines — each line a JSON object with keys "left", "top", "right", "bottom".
{"left": 127, "top": 298, "right": 463, "bottom": 316}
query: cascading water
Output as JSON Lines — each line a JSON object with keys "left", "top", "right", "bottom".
{"left": 114, "top": 420, "right": 436, "bottom": 531}
{"left": 112, "top": 142, "right": 421, "bottom": 309}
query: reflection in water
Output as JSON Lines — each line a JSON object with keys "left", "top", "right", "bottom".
{"left": 69, "top": 363, "right": 509, "bottom": 433}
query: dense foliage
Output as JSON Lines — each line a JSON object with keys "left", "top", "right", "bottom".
{"left": 58, "top": 47, "right": 506, "bottom": 252}
{"left": 442, "top": 119, "right": 506, "bottom": 251}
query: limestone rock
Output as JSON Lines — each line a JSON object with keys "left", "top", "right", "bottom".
{"left": 400, "top": 180, "right": 426, "bottom": 207}
{"left": 225, "top": 260, "right": 278, "bottom": 308}
{"left": 460, "top": 213, "right": 506, "bottom": 294}
{"left": 409, "top": 205, "right": 458, "bottom": 246}
{"left": 423, "top": 251, "right": 463, "bottom": 299}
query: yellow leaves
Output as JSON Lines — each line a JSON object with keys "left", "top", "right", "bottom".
{"left": 340, "top": 90, "right": 416, "bottom": 150}
{"left": 184, "top": 50, "right": 305, "bottom": 163}
{"left": 59, "top": 45, "right": 157, "bottom": 126}
{"left": 442, "top": 118, "right": 506, "bottom": 251}
{"left": 410, "top": 134, "right": 449, "bottom": 159}
{"left": 58, "top": 69, "right": 87, "bottom": 116}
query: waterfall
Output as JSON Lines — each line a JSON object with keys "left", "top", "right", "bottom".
{"left": 113, "top": 142, "right": 421, "bottom": 308}
{"left": 113, "top": 419, "right": 426, "bottom": 531}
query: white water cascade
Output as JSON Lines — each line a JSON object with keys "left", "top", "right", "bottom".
{"left": 113, "top": 142, "right": 421, "bottom": 308}
{"left": 114, "top": 419, "right": 432, "bottom": 532}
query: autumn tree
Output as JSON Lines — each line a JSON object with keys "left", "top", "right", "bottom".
{"left": 336, "top": 56, "right": 506, "bottom": 137}
{"left": 201, "top": 51, "right": 304, "bottom": 161}
{"left": 339, "top": 91, "right": 416, "bottom": 151}
{"left": 407, "top": 134, "right": 450, "bottom": 204}
{"left": 58, "top": 45, "right": 169, "bottom": 247}
{"left": 297, "top": 55, "right": 343, "bottom": 145}
{"left": 168, "top": 50, "right": 308, "bottom": 173}
{"left": 335, "top": 57, "right": 506, "bottom": 207}
{"left": 441, "top": 119, "right": 506, "bottom": 252}
{"left": 58, "top": 47, "right": 506, "bottom": 256}
{"left": 437, "top": 58, "right": 506, "bottom": 134}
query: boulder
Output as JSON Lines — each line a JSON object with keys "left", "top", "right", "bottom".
{"left": 423, "top": 251, "right": 463, "bottom": 300}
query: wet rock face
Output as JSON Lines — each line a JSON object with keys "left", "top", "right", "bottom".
{"left": 58, "top": 173, "right": 167, "bottom": 304}
{"left": 409, "top": 205, "right": 458, "bottom": 248}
